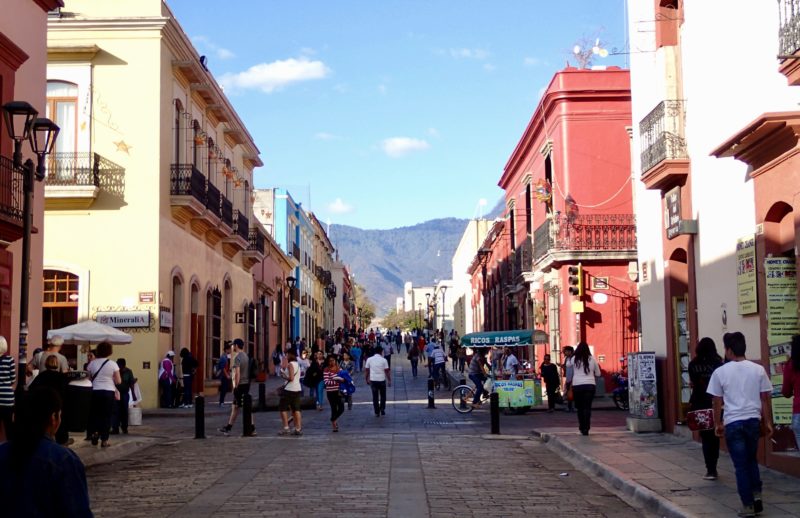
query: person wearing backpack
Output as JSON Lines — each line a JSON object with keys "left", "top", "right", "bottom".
{"left": 217, "top": 342, "right": 231, "bottom": 406}
{"left": 219, "top": 339, "right": 256, "bottom": 436}
{"left": 271, "top": 345, "right": 284, "bottom": 377}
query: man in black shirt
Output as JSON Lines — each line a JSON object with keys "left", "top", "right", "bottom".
{"left": 539, "top": 354, "right": 560, "bottom": 413}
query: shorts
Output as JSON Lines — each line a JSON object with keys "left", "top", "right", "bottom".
{"left": 233, "top": 383, "right": 251, "bottom": 407}
{"left": 279, "top": 390, "right": 302, "bottom": 412}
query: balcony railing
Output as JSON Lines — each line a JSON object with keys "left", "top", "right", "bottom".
{"left": 292, "top": 243, "right": 300, "bottom": 260}
{"left": 639, "top": 100, "right": 688, "bottom": 174}
{"left": 248, "top": 228, "right": 265, "bottom": 254}
{"left": 46, "top": 152, "right": 103, "bottom": 186}
{"left": 780, "top": 0, "right": 800, "bottom": 57}
{"left": 170, "top": 164, "right": 206, "bottom": 205}
{"left": 0, "top": 155, "right": 23, "bottom": 225}
{"left": 221, "top": 197, "right": 233, "bottom": 228}
{"left": 512, "top": 236, "right": 532, "bottom": 278}
{"left": 233, "top": 210, "right": 249, "bottom": 242}
{"left": 206, "top": 181, "right": 221, "bottom": 218}
{"left": 533, "top": 214, "right": 637, "bottom": 263}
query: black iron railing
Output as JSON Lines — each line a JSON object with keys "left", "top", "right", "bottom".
{"left": 248, "top": 228, "right": 265, "bottom": 254}
{"left": 0, "top": 155, "right": 23, "bottom": 224}
{"left": 639, "top": 100, "right": 687, "bottom": 173}
{"left": 233, "top": 210, "right": 249, "bottom": 241}
{"left": 513, "top": 236, "right": 532, "bottom": 278}
{"left": 47, "top": 152, "right": 99, "bottom": 186}
{"left": 780, "top": 0, "right": 800, "bottom": 57}
{"left": 533, "top": 214, "right": 637, "bottom": 263}
{"left": 170, "top": 164, "right": 206, "bottom": 205}
{"left": 221, "top": 197, "right": 233, "bottom": 228}
{"left": 206, "top": 182, "right": 221, "bottom": 218}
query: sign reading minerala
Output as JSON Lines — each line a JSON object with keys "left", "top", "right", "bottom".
{"left": 96, "top": 311, "right": 150, "bottom": 328}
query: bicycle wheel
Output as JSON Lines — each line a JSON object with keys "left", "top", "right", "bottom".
{"left": 452, "top": 385, "right": 475, "bottom": 414}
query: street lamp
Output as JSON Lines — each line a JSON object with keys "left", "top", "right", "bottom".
{"left": 440, "top": 285, "right": 448, "bottom": 332}
{"left": 417, "top": 302, "right": 422, "bottom": 330}
{"left": 286, "top": 276, "right": 297, "bottom": 343}
{"left": 325, "top": 282, "right": 336, "bottom": 332}
{"left": 2, "top": 101, "right": 59, "bottom": 404}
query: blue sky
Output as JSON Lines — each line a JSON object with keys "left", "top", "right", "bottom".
{"left": 170, "top": 1, "right": 629, "bottom": 230}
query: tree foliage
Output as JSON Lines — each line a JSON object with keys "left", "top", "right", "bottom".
{"left": 380, "top": 309, "right": 421, "bottom": 331}
{"left": 352, "top": 282, "right": 376, "bottom": 328}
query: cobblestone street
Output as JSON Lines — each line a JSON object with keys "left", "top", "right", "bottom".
{"left": 84, "top": 357, "right": 642, "bottom": 517}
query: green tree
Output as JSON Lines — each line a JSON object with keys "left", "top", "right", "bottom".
{"left": 352, "top": 283, "right": 376, "bottom": 329}
{"left": 381, "top": 309, "right": 420, "bottom": 331}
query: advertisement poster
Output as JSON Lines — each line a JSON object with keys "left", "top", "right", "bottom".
{"left": 736, "top": 235, "right": 757, "bottom": 314}
{"left": 493, "top": 380, "right": 533, "bottom": 408}
{"left": 627, "top": 352, "right": 658, "bottom": 419}
{"left": 764, "top": 257, "right": 798, "bottom": 425}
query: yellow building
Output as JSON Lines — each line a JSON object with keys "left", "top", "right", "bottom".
{"left": 45, "top": 0, "right": 266, "bottom": 408}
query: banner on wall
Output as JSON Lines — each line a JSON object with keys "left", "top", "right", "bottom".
{"left": 764, "top": 257, "right": 798, "bottom": 425}
{"left": 736, "top": 235, "right": 757, "bottom": 315}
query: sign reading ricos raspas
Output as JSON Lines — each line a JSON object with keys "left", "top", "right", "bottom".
{"left": 96, "top": 310, "right": 150, "bottom": 328}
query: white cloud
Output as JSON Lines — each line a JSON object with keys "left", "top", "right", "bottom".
{"left": 449, "top": 48, "right": 490, "bottom": 60}
{"left": 524, "top": 57, "right": 542, "bottom": 67}
{"left": 192, "top": 35, "right": 235, "bottom": 61}
{"left": 381, "top": 137, "right": 430, "bottom": 158}
{"left": 328, "top": 198, "right": 354, "bottom": 214}
{"left": 315, "top": 132, "right": 341, "bottom": 141}
{"left": 220, "top": 57, "right": 331, "bottom": 93}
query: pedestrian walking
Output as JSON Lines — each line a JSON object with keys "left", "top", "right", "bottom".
{"left": 351, "top": 341, "right": 362, "bottom": 373}
{"left": 561, "top": 346, "right": 575, "bottom": 412}
{"left": 111, "top": 358, "right": 137, "bottom": 435}
{"left": 277, "top": 350, "right": 303, "bottom": 436}
{"left": 458, "top": 346, "right": 467, "bottom": 374}
{"left": 708, "top": 332, "right": 773, "bottom": 518}
{"left": 158, "top": 350, "right": 177, "bottom": 408}
{"left": 384, "top": 340, "right": 394, "bottom": 368}
{"left": 0, "top": 336, "right": 15, "bottom": 442}
{"left": 271, "top": 344, "right": 284, "bottom": 377}
{"left": 566, "top": 342, "right": 601, "bottom": 436}
{"left": 431, "top": 342, "right": 449, "bottom": 389}
{"left": 688, "top": 337, "right": 723, "bottom": 480}
{"left": 217, "top": 342, "right": 232, "bottom": 406}
{"left": 365, "top": 345, "right": 391, "bottom": 416}
{"left": 324, "top": 355, "right": 345, "bottom": 432}
{"left": 219, "top": 339, "right": 256, "bottom": 436}
{"left": 449, "top": 339, "right": 458, "bottom": 370}
{"left": 782, "top": 335, "right": 800, "bottom": 451}
{"left": 468, "top": 350, "right": 488, "bottom": 409}
{"left": 0, "top": 387, "right": 92, "bottom": 517}
{"left": 87, "top": 342, "right": 121, "bottom": 448}
{"left": 178, "top": 347, "right": 198, "bottom": 408}
{"left": 539, "top": 354, "right": 560, "bottom": 412}
{"left": 340, "top": 351, "right": 355, "bottom": 410}
{"left": 312, "top": 351, "right": 326, "bottom": 411}
{"left": 407, "top": 340, "right": 420, "bottom": 378}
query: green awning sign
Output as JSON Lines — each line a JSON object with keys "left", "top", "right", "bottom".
{"left": 461, "top": 330, "right": 533, "bottom": 348}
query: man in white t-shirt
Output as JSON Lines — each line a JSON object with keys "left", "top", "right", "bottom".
{"left": 365, "top": 345, "right": 391, "bottom": 417}
{"left": 707, "top": 332, "right": 773, "bottom": 518}
{"left": 503, "top": 347, "right": 519, "bottom": 379}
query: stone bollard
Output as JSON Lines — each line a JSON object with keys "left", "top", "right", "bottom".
{"left": 258, "top": 382, "right": 267, "bottom": 411}
{"left": 242, "top": 394, "right": 254, "bottom": 436}
{"left": 427, "top": 378, "right": 435, "bottom": 409}
{"left": 194, "top": 395, "right": 205, "bottom": 439}
{"left": 490, "top": 392, "right": 500, "bottom": 435}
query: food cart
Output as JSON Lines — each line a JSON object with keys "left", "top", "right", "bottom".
{"left": 460, "top": 330, "right": 545, "bottom": 411}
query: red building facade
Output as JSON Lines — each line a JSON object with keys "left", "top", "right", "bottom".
{"left": 475, "top": 67, "right": 639, "bottom": 383}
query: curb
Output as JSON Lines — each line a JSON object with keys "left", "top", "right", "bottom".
{"left": 539, "top": 432, "right": 691, "bottom": 518}
{"left": 72, "top": 436, "right": 157, "bottom": 468}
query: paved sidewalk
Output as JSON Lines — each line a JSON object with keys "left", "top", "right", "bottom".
{"left": 538, "top": 428, "right": 800, "bottom": 518}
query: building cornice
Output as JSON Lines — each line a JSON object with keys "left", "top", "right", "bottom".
{"left": 0, "top": 32, "right": 29, "bottom": 71}
{"left": 47, "top": 44, "right": 100, "bottom": 61}
{"left": 35, "top": 0, "right": 64, "bottom": 12}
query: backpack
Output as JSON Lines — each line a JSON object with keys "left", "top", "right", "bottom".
{"left": 303, "top": 362, "right": 323, "bottom": 388}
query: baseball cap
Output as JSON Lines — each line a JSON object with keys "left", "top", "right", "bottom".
{"left": 166, "top": 350, "right": 175, "bottom": 357}
{"left": 232, "top": 338, "right": 244, "bottom": 347}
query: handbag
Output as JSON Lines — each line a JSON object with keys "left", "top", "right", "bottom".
{"left": 566, "top": 386, "right": 574, "bottom": 402}
{"left": 686, "top": 408, "right": 715, "bottom": 431}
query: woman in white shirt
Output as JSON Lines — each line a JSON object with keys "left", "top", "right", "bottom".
{"left": 566, "top": 342, "right": 602, "bottom": 436}
{"left": 278, "top": 351, "right": 303, "bottom": 436}
{"left": 86, "top": 342, "right": 121, "bottom": 447}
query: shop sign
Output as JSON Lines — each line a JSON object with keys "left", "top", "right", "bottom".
{"left": 235, "top": 312, "right": 245, "bottom": 324}
{"left": 160, "top": 310, "right": 172, "bottom": 329}
{"left": 96, "top": 310, "right": 150, "bottom": 328}
{"left": 139, "top": 291, "right": 155, "bottom": 304}
{"left": 764, "top": 256, "right": 798, "bottom": 425}
{"left": 493, "top": 380, "right": 533, "bottom": 408}
{"left": 736, "top": 235, "right": 757, "bottom": 315}
{"left": 665, "top": 187, "right": 681, "bottom": 239}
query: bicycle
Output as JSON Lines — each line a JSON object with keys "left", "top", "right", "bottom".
{"left": 451, "top": 382, "right": 491, "bottom": 414}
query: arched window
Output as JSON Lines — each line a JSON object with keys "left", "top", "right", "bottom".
{"left": 207, "top": 287, "right": 222, "bottom": 371}
{"left": 171, "top": 275, "right": 183, "bottom": 351}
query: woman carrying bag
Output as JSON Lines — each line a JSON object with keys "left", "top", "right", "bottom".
{"left": 567, "top": 342, "right": 602, "bottom": 436}
{"left": 86, "top": 342, "right": 121, "bottom": 448}
{"left": 688, "top": 337, "right": 723, "bottom": 480}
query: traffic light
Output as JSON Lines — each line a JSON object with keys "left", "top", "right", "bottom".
{"left": 567, "top": 264, "right": 583, "bottom": 297}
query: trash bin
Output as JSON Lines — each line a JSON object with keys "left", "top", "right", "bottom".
{"left": 66, "top": 377, "right": 92, "bottom": 433}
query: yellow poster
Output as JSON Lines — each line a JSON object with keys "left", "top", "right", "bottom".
{"left": 768, "top": 344, "right": 792, "bottom": 425}
{"left": 764, "top": 258, "right": 798, "bottom": 426}
{"left": 736, "top": 235, "right": 757, "bottom": 314}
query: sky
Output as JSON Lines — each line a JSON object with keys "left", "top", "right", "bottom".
{"left": 169, "top": 1, "right": 629, "bottom": 230}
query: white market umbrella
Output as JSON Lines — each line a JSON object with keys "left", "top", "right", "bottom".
{"left": 47, "top": 320, "right": 133, "bottom": 345}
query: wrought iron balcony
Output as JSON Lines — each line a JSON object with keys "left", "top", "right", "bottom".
{"left": 206, "top": 181, "right": 221, "bottom": 218}
{"left": 248, "top": 228, "right": 265, "bottom": 254}
{"left": 233, "top": 209, "right": 249, "bottom": 242}
{"left": 45, "top": 152, "right": 125, "bottom": 209}
{"left": 46, "top": 152, "right": 103, "bottom": 186}
{"left": 533, "top": 213, "right": 637, "bottom": 264}
{"left": 0, "top": 155, "right": 24, "bottom": 238}
{"left": 170, "top": 164, "right": 206, "bottom": 205}
{"left": 779, "top": 0, "right": 800, "bottom": 57}
{"left": 639, "top": 100, "right": 688, "bottom": 174}
{"left": 221, "top": 197, "right": 233, "bottom": 228}
{"left": 512, "top": 236, "right": 533, "bottom": 279}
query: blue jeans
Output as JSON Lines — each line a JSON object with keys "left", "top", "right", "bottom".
{"left": 725, "top": 418, "right": 762, "bottom": 507}
{"left": 316, "top": 381, "right": 325, "bottom": 406}
{"left": 183, "top": 374, "right": 193, "bottom": 406}
{"left": 469, "top": 373, "right": 484, "bottom": 404}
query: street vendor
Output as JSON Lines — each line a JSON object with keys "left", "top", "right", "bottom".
{"left": 503, "top": 346, "right": 520, "bottom": 379}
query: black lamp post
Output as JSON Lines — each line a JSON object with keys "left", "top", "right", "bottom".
{"left": 440, "top": 285, "right": 448, "bottom": 333}
{"left": 325, "top": 282, "right": 336, "bottom": 332}
{"left": 417, "top": 302, "right": 421, "bottom": 330}
{"left": 286, "top": 276, "right": 297, "bottom": 343}
{"left": 2, "top": 101, "right": 59, "bottom": 403}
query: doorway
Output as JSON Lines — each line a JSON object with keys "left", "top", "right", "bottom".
{"left": 42, "top": 269, "right": 79, "bottom": 368}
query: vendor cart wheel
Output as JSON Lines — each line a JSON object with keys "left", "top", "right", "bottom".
{"left": 451, "top": 385, "right": 475, "bottom": 414}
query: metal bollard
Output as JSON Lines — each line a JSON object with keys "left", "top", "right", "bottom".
{"left": 242, "top": 394, "right": 254, "bottom": 436}
{"left": 194, "top": 395, "right": 205, "bottom": 439}
{"left": 258, "top": 382, "right": 266, "bottom": 411}
{"left": 427, "top": 378, "right": 435, "bottom": 409}
{"left": 490, "top": 392, "right": 500, "bottom": 435}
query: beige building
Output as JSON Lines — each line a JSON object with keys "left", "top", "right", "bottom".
{"left": 45, "top": 0, "right": 266, "bottom": 408}
{"left": 450, "top": 219, "right": 490, "bottom": 336}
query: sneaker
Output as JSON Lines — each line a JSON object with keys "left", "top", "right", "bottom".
{"left": 291, "top": 429, "right": 303, "bottom": 436}
{"left": 380, "top": 410, "right": 385, "bottom": 416}
{"left": 753, "top": 494, "right": 763, "bottom": 515}
{"left": 737, "top": 505, "right": 755, "bottom": 518}
{"left": 218, "top": 426, "right": 231, "bottom": 435}
{"left": 245, "top": 429, "right": 257, "bottom": 437}
{"left": 277, "top": 428, "right": 291, "bottom": 436}
{"left": 702, "top": 472, "right": 718, "bottom": 481}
